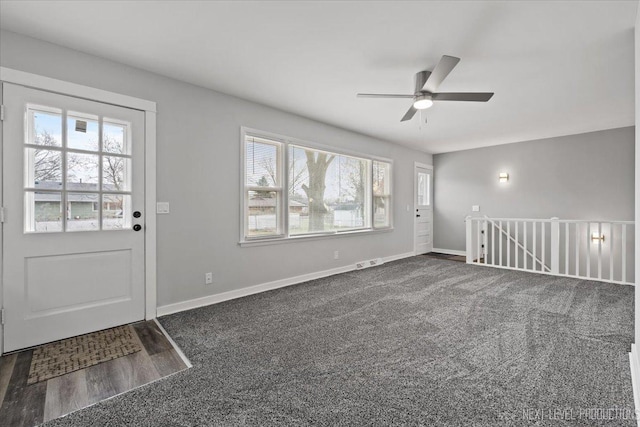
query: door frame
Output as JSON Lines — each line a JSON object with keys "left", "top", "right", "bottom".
{"left": 0, "top": 67, "right": 157, "bottom": 355}
{"left": 414, "top": 162, "right": 433, "bottom": 255}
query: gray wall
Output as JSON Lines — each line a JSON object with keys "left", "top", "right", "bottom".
{"left": 433, "top": 126, "right": 635, "bottom": 251}
{"left": 0, "top": 30, "right": 432, "bottom": 307}
{"left": 634, "top": 5, "right": 639, "bottom": 346}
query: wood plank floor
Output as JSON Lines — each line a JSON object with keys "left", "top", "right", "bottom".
{"left": 0, "top": 320, "right": 189, "bottom": 427}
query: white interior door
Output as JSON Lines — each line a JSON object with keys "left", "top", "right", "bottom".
{"left": 415, "top": 165, "right": 433, "bottom": 255}
{"left": 2, "top": 83, "right": 146, "bottom": 352}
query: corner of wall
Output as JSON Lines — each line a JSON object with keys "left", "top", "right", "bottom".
{"left": 630, "top": 3, "right": 640, "bottom": 423}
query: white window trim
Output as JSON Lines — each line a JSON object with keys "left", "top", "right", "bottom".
{"left": 372, "top": 159, "right": 393, "bottom": 230}
{"left": 239, "top": 127, "right": 393, "bottom": 246}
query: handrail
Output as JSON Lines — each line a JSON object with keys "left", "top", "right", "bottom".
{"left": 464, "top": 216, "right": 634, "bottom": 286}
{"left": 483, "top": 216, "right": 551, "bottom": 272}
{"left": 470, "top": 217, "right": 634, "bottom": 225}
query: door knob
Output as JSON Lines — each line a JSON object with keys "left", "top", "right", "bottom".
{"left": 133, "top": 211, "right": 142, "bottom": 218}
{"left": 416, "top": 215, "right": 421, "bottom": 217}
{"left": 133, "top": 224, "right": 142, "bottom": 231}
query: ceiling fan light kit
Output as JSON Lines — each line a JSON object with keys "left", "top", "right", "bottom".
{"left": 413, "top": 95, "right": 433, "bottom": 110}
{"left": 357, "top": 55, "right": 494, "bottom": 123}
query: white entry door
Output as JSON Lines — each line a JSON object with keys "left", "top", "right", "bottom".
{"left": 2, "top": 83, "right": 146, "bottom": 352}
{"left": 414, "top": 165, "right": 433, "bottom": 255}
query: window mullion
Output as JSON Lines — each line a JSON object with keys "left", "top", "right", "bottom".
{"left": 98, "top": 115, "right": 104, "bottom": 230}
{"left": 283, "top": 142, "right": 289, "bottom": 237}
{"left": 369, "top": 159, "right": 374, "bottom": 229}
{"left": 61, "top": 109, "right": 68, "bottom": 232}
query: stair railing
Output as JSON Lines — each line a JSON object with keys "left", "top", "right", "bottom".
{"left": 465, "top": 216, "right": 634, "bottom": 285}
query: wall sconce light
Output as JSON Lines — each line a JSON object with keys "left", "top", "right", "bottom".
{"left": 591, "top": 233, "right": 605, "bottom": 242}
{"left": 498, "top": 172, "right": 509, "bottom": 183}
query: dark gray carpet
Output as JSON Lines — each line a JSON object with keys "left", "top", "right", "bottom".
{"left": 46, "top": 257, "right": 635, "bottom": 426}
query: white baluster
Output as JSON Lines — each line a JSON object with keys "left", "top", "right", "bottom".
{"left": 622, "top": 224, "right": 627, "bottom": 283}
{"left": 484, "top": 220, "right": 488, "bottom": 265}
{"left": 507, "top": 221, "right": 511, "bottom": 268}
{"left": 476, "top": 219, "right": 481, "bottom": 264}
{"left": 491, "top": 221, "right": 495, "bottom": 265}
{"left": 575, "top": 223, "right": 580, "bottom": 277}
{"left": 465, "top": 216, "right": 473, "bottom": 264}
{"left": 515, "top": 221, "right": 519, "bottom": 269}
{"left": 597, "top": 222, "right": 602, "bottom": 280}
{"left": 499, "top": 221, "right": 503, "bottom": 267}
{"left": 533, "top": 222, "right": 537, "bottom": 272}
{"left": 564, "top": 222, "right": 569, "bottom": 275}
{"left": 587, "top": 223, "right": 591, "bottom": 278}
{"left": 524, "top": 222, "right": 528, "bottom": 270}
{"left": 540, "top": 222, "right": 547, "bottom": 271}
{"left": 609, "top": 223, "right": 614, "bottom": 282}
{"left": 550, "top": 217, "right": 559, "bottom": 274}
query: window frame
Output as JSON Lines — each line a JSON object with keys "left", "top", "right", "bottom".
{"left": 240, "top": 127, "right": 393, "bottom": 245}
{"left": 372, "top": 159, "right": 393, "bottom": 230}
{"left": 24, "top": 104, "right": 134, "bottom": 233}
{"left": 243, "top": 134, "right": 285, "bottom": 239}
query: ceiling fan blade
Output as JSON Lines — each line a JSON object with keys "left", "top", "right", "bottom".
{"left": 401, "top": 105, "right": 417, "bottom": 122}
{"left": 414, "top": 71, "right": 431, "bottom": 93}
{"left": 357, "top": 93, "right": 414, "bottom": 98}
{"left": 423, "top": 55, "right": 461, "bottom": 92}
{"left": 432, "top": 92, "right": 494, "bottom": 102}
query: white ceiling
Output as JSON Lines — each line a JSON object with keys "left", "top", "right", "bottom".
{"left": 0, "top": 0, "right": 637, "bottom": 153}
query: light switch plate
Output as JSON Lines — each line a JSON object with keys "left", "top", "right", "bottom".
{"left": 157, "top": 202, "right": 170, "bottom": 214}
{"left": 472, "top": 205, "right": 480, "bottom": 212}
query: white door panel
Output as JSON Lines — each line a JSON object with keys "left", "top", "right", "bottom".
{"left": 415, "top": 165, "right": 433, "bottom": 255}
{"left": 25, "top": 250, "right": 132, "bottom": 316}
{"left": 2, "top": 83, "right": 145, "bottom": 352}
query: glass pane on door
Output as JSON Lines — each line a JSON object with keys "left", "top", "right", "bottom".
{"left": 103, "top": 121, "right": 128, "bottom": 154}
{"left": 103, "top": 194, "right": 131, "bottom": 230}
{"left": 417, "top": 172, "right": 429, "bottom": 206}
{"left": 25, "top": 191, "right": 63, "bottom": 232}
{"left": 67, "top": 113, "right": 99, "bottom": 151}
{"left": 30, "top": 109, "right": 62, "bottom": 147}
{"left": 25, "top": 148, "right": 63, "bottom": 188}
{"left": 67, "top": 152, "right": 100, "bottom": 191}
{"left": 66, "top": 193, "right": 99, "bottom": 231}
{"left": 102, "top": 156, "right": 131, "bottom": 191}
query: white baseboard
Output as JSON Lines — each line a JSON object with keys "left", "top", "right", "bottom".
{"left": 630, "top": 345, "right": 640, "bottom": 425}
{"left": 383, "top": 251, "right": 415, "bottom": 263}
{"left": 432, "top": 247, "right": 466, "bottom": 257}
{"left": 157, "top": 251, "right": 416, "bottom": 317}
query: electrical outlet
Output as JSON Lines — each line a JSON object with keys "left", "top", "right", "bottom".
{"left": 334, "top": 250, "right": 339, "bottom": 260}
{"left": 205, "top": 272, "right": 213, "bottom": 285}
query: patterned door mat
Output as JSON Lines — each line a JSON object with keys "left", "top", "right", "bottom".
{"left": 27, "top": 325, "right": 142, "bottom": 385}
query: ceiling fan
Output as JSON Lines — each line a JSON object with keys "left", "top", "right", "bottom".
{"left": 357, "top": 55, "right": 494, "bottom": 123}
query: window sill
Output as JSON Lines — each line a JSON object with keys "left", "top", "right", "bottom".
{"left": 239, "top": 227, "right": 394, "bottom": 247}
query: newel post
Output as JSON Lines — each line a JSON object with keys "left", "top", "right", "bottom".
{"left": 550, "top": 217, "right": 560, "bottom": 274}
{"left": 465, "top": 216, "right": 473, "bottom": 264}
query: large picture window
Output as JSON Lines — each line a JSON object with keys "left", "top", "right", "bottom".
{"left": 243, "top": 130, "right": 392, "bottom": 242}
